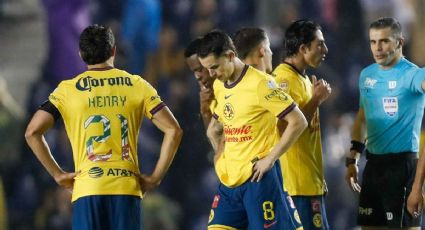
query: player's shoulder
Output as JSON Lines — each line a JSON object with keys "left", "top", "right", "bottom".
{"left": 272, "top": 63, "right": 300, "bottom": 80}
{"left": 359, "top": 63, "right": 379, "bottom": 79}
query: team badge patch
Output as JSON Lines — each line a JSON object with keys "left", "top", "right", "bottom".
{"left": 208, "top": 209, "right": 215, "bottom": 224}
{"left": 223, "top": 103, "right": 235, "bottom": 120}
{"left": 313, "top": 213, "right": 322, "bottom": 228}
{"left": 279, "top": 81, "right": 288, "bottom": 91}
{"left": 382, "top": 97, "right": 398, "bottom": 116}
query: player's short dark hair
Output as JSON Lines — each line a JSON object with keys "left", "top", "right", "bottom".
{"left": 79, "top": 24, "right": 115, "bottom": 65}
{"left": 369, "top": 17, "right": 402, "bottom": 39}
{"left": 184, "top": 37, "right": 202, "bottom": 58}
{"left": 197, "top": 30, "right": 236, "bottom": 58}
{"left": 284, "top": 19, "right": 321, "bottom": 58}
{"left": 233, "top": 27, "right": 267, "bottom": 59}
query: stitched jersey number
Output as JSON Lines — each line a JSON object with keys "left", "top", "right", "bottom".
{"left": 84, "top": 114, "right": 129, "bottom": 162}
{"left": 263, "top": 201, "right": 275, "bottom": 220}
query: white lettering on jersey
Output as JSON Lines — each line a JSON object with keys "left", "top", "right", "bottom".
{"left": 364, "top": 77, "right": 377, "bottom": 89}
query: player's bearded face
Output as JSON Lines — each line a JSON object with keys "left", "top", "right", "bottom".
{"left": 187, "top": 55, "right": 214, "bottom": 88}
{"left": 369, "top": 28, "right": 400, "bottom": 67}
{"left": 305, "top": 30, "right": 328, "bottom": 68}
{"left": 199, "top": 54, "right": 233, "bottom": 82}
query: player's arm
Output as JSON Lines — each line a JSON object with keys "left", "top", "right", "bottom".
{"left": 345, "top": 107, "right": 366, "bottom": 192}
{"left": 206, "top": 117, "right": 224, "bottom": 163}
{"left": 140, "top": 106, "right": 183, "bottom": 194}
{"left": 407, "top": 148, "right": 425, "bottom": 217}
{"left": 252, "top": 106, "right": 307, "bottom": 182}
{"left": 300, "top": 75, "right": 331, "bottom": 123}
{"left": 25, "top": 109, "right": 77, "bottom": 191}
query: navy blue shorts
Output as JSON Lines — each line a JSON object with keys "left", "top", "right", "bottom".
{"left": 208, "top": 162, "right": 303, "bottom": 229}
{"left": 358, "top": 152, "right": 421, "bottom": 228}
{"left": 72, "top": 195, "right": 142, "bottom": 230}
{"left": 292, "top": 196, "right": 329, "bottom": 229}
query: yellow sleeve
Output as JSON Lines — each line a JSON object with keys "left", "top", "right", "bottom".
{"left": 140, "top": 78, "right": 165, "bottom": 119}
{"left": 275, "top": 75, "right": 304, "bottom": 106}
{"left": 48, "top": 82, "right": 67, "bottom": 113}
{"left": 257, "top": 77, "right": 295, "bottom": 119}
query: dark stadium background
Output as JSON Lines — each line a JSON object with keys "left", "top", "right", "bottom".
{"left": 1, "top": 0, "right": 425, "bottom": 229}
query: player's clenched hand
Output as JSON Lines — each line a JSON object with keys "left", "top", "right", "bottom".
{"left": 54, "top": 171, "right": 80, "bottom": 193}
{"left": 407, "top": 189, "right": 424, "bottom": 218}
{"left": 251, "top": 156, "right": 274, "bottom": 182}
{"left": 137, "top": 173, "right": 160, "bottom": 196}
{"left": 311, "top": 75, "right": 331, "bottom": 104}
{"left": 345, "top": 164, "right": 361, "bottom": 193}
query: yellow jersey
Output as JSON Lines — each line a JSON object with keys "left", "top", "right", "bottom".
{"left": 49, "top": 67, "right": 164, "bottom": 202}
{"left": 273, "top": 63, "right": 324, "bottom": 195}
{"left": 213, "top": 65, "right": 295, "bottom": 187}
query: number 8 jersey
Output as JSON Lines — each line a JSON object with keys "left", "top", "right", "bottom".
{"left": 49, "top": 68, "right": 165, "bottom": 202}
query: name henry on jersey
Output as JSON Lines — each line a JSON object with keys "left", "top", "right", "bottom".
{"left": 76, "top": 76, "right": 133, "bottom": 91}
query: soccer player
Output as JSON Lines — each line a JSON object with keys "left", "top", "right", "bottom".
{"left": 25, "top": 25, "right": 183, "bottom": 230}
{"left": 198, "top": 30, "right": 307, "bottom": 230}
{"left": 233, "top": 27, "right": 274, "bottom": 74}
{"left": 272, "top": 19, "right": 331, "bottom": 230}
{"left": 184, "top": 38, "right": 216, "bottom": 129}
{"left": 345, "top": 17, "right": 425, "bottom": 229}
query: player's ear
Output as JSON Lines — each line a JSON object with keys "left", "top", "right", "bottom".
{"left": 111, "top": 46, "right": 117, "bottom": 57}
{"left": 259, "top": 47, "right": 265, "bottom": 58}
{"left": 299, "top": 43, "right": 307, "bottom": 54}
{"left": 227, "top": 50, "right": 236, "bottom": 61}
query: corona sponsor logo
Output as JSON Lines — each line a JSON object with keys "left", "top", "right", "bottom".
{"left": 88, "top": 167, "right": 104, "bottom": 178}
{"left": 313, "top": 213, "right": 322, "bottom": 228}
{"left": 76, "top": 76, "right": 133, "bottom": 91}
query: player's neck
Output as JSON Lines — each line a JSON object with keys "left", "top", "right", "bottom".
{"left": 283, "top": 57, "right": 306, "bottom": 75}
{"left": 227, "top": 59, "right": 246, "bottom": 85}
{"left": 379, "top": 53, "right": 403, "bottom": 70}
{"left": 87, "top": 57, "right": 115, "bottom": 70}
{"left": 243, "top": 56, "right": 265, "bottom": 73}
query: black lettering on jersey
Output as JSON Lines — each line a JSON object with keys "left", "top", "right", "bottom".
{"left": 76, "top": 76, "right": 134, "bottom": 91}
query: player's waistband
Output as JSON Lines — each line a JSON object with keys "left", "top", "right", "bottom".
{"left": 366, "top": 150, "right": 418, "bottom": 161}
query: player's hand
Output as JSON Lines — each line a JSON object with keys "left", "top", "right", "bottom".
{"left": 407, "top": 188, "right": 424, "bottom": 218}
{"left": 311, "top": 75, "right": 331, "bottom": 105}
{"left": 251, "top": 156, "right": 274, "bottom": 182}
{"left": 54, "top": 171, "right": 80, "bottom": 193}
{"left": 199, "top": 87, "right": 214, "bottom": 109}
{"left": 345, "top": 164, "right": 361, "bottom": 193}
{"left": 137, "top": 173, "right": 160, "bottom": 196}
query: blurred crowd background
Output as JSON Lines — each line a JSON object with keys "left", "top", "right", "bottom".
{"left": 1, "top": 0, "right": 425, "bottom": 229}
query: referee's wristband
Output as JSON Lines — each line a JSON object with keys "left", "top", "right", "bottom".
{"left": 350, "top": 140, "right": 365, "bottom": 154}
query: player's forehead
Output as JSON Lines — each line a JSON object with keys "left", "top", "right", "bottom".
{"left": 369, "top": 27, "right": 395, "bottom": 40}
{"left": 312, "top": 29, "right": 325, "bottom": 43}
{"left": 186, "top": 54, "right": 203, "bottom": 70}
{"left": 199, "top": 53, "right": 224, "bottom": 68}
